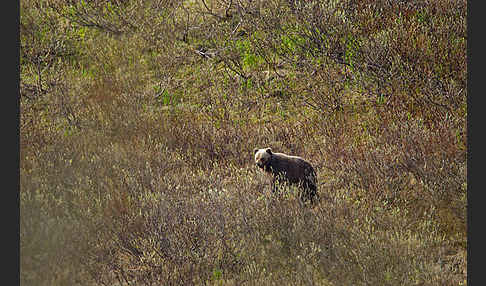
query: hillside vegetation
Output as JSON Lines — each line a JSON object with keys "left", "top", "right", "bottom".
{"left": 20, "top": 0, "right": 467, "bottom": 285}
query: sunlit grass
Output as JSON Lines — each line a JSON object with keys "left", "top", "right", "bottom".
{"left": 20, "top": 0, "right": 467, "bottom": 285}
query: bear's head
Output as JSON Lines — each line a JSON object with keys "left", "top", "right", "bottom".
{"left": 254, "top": 147, "right": 272, "bottom": 171}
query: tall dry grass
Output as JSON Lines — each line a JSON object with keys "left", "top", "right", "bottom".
{"left": 20, "top": 0, "right": 467, "bottom": 285}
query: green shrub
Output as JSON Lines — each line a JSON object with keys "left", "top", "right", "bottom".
{"left": 20, "top": 0, "right": 467, "bottom": 285}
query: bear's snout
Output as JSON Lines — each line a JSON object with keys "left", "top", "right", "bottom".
{"left": 256, "top": 160, "right": 269, "bottom": 171}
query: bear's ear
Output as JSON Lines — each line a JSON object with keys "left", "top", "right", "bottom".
{"left": 253, "top": 148, "right": 259, "bottom": 155}
{"left": 265, "top": 148, "right": 272, "bottom": 155}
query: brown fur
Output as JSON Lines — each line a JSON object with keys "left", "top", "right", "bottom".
{"left": 254, "top": 148, "right": 318, "bottom": 204}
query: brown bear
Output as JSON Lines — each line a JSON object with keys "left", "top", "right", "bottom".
{"left": 254, "top": 147, "right": 318, "bottom": 204}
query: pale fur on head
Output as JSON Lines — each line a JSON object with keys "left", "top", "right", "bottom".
{"left": 254, "top": 147, "right": 272, "bottom": 169}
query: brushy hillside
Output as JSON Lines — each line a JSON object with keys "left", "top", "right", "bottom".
{"left": 20, "top": 0, "right": 467, "bottom": 285}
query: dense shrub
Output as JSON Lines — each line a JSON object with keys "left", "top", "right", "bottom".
{"left": 20, "top": 0, "right": 467, "bottom": 285}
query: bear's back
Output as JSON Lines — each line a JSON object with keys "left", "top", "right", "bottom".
{"left": 270, "top": 152, "right": 315, "bottom": 182}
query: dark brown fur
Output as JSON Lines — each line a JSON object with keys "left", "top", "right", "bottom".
{"left": 254, "top": 148, "right": 318, "bottom": 204}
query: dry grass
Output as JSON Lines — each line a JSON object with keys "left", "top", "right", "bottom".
{"left": 20, "top": 0, "right": 467, "bottom": 285}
